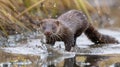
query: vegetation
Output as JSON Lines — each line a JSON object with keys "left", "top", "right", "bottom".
{"left": 0, "top": 0, "right": 96, "bottom": 37}
{"left": 0, "top": 0, "right": 119, "bottom": 37}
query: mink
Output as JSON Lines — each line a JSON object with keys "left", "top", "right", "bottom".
{"left": 40, "top": 10, "right": 119, "bottom": 51}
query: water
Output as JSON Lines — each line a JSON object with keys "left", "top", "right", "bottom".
{"left": 0, "top": 29, "right": 120, "bottom": 67}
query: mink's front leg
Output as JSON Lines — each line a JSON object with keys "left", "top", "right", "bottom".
{"left": 46, "top": 37, "right": 55, "bottom": 46}
{"left": 64, "top": 35, "right": 75, "bottom": 51}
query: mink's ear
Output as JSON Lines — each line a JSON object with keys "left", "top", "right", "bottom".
{"left": 56, "top": 20, "right": 60, "bottom": 26}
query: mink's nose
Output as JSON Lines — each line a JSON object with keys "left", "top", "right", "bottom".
{"left": 44, "top": 31, "right": 52, "bottom": 36}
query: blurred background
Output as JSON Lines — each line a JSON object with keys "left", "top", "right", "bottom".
{"left": 0, "top": 0, "right": 120, "bottom": 36}
{"left": 0, "top": 0, "right": 120, "bottom": 67}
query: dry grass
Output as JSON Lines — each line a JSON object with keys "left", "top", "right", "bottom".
{"left": 0, "top": 0, "right": 117, "bottom": 36}
{"left": 0, "top": 0, "right": 92, "bottom": 36}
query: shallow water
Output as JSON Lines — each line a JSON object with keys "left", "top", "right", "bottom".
{"left": 0, "top": 29, "right": 120, "bottom": 67}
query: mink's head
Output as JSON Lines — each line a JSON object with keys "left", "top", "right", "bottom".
{"left": 40, "top": 19, "right": 60, "bottom": 37}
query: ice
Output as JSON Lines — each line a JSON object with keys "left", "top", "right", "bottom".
{"left": 1, "top": 29, "right": 120, "bottom": 55}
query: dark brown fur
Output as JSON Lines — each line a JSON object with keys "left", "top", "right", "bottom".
{"left": 40, "top": 10, "right": 119, "bottom": 51}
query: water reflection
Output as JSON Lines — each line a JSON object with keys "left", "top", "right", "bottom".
{"left": 0, "top": 59, "right": 31, "bottom": 67}
{"left": 38, "top": 53, "right": 75, "bottom": 67}
{"left": 63, "top": 57, "right": 79, "bottom": 67}
{"left": 46, "top": 55, "right": 120, "bottom": 67}
{"left": 39, "top": 55, "right": 78, "bottom": 67}
{"left": 84, "top": 55, "right": 109, "bottom": 67}
{"left": 1, "top": 51, "right": 120, "bottom": 67}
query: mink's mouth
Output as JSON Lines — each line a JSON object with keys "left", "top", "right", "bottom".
{"left": 44, "top": 34, "right": 51, "bottom": 37}
{"left": 44, "top": 33, "right": 54, "bottom": 38}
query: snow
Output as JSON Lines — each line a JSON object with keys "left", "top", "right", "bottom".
{"left": 1, "top": 29, "right": 120, "bottom": 55}
{"left": 2, "top": 39, "right": 48, "bottom": 55}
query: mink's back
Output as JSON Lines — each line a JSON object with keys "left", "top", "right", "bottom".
{"left": 58, "top": 10, "right": 89, "bottom": 33}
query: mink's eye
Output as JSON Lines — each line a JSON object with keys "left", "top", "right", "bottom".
{"left": 52, "top": 26, "right": 57, "bottom": 33}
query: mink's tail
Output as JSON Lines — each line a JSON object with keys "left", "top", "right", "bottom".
{"left": 84, "top": 24, "right": 119, "bottom": 44}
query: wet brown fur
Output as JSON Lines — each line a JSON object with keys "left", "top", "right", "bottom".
{"left": 40, "top": 10, "right": 119, "bottom": 51}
